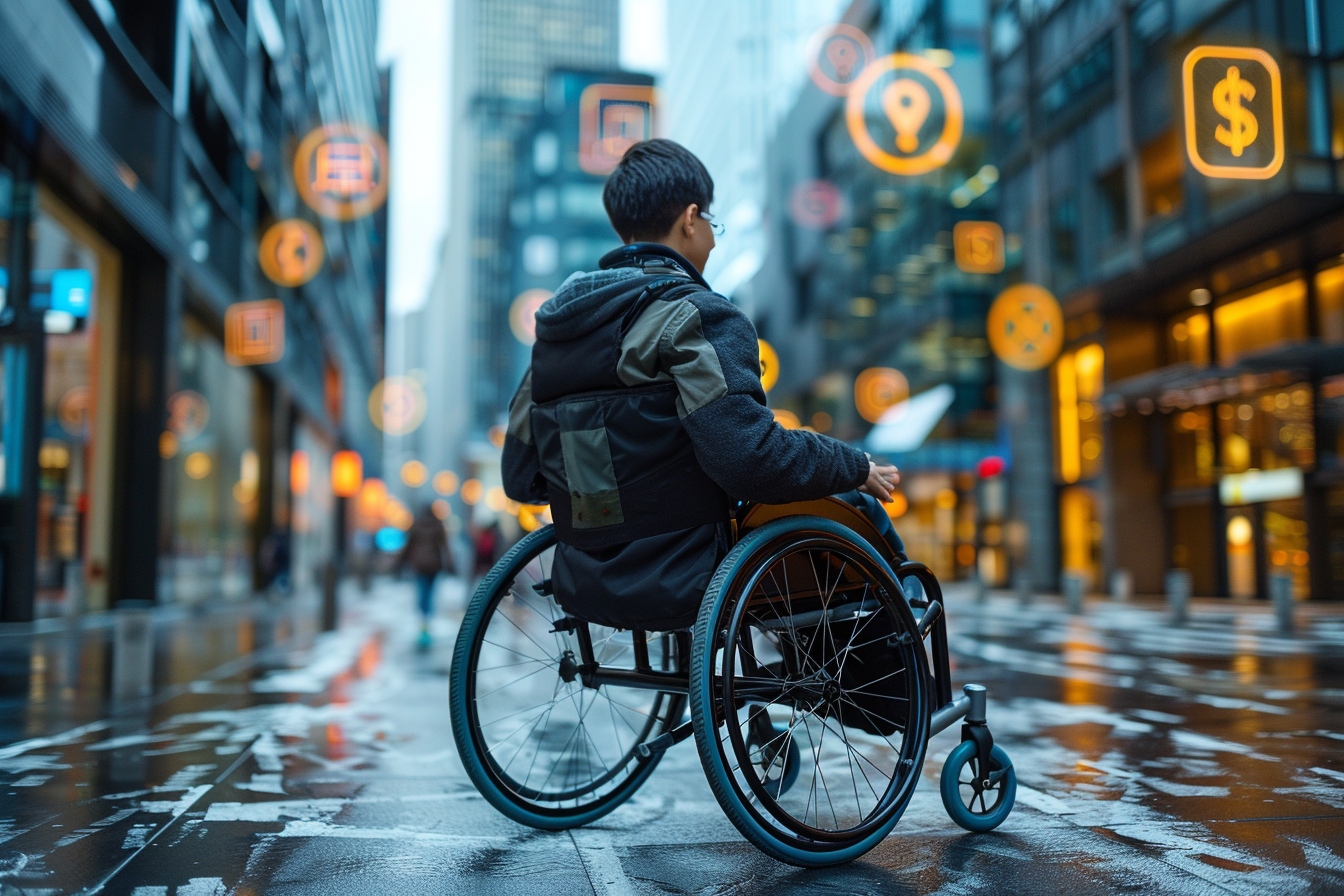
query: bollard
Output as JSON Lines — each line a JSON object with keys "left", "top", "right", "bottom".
{"left": 1061, "top": 571, "right": 1085, "bottom": 614}
{"left": 321, "top": 560, "right": 338, "bottom": 632}
{"left": 1014, "top": 571, "right": 1031, "bottom": 607}
{"left": 974, "top": 573, "right": 987, "bottom": 604}
{"left": 1166, "top": 569, "right": 1191, "bottom": 626}
{"left": 1269, "top": 572, "right": 1295, "bottom": 635}
{"left": 64, "top": 561, "right": 86, "bottom": 617}
{"left": 111, "top": 600, "right": 155, "bottom": 702}
{"left": 1110, "top": 568, "right": 1133, "bottom": 602}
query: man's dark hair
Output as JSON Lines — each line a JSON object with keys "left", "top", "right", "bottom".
{"left": 603, "top": 139, "right": 714, "bottom": 243}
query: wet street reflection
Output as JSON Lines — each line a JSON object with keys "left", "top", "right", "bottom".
{"left": 0, "top": 583, "right": 1338, "bottom": 893}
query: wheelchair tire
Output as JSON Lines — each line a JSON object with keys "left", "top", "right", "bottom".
{"left": 690, "top": 516, "right": 929, "bottom": 867}
{"left": 449, "top": 525, "right": 684, "bottom": 830}
{"left": 940, "top": 741, "right": 1016, "bottom": 833}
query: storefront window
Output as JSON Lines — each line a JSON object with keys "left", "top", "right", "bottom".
{"left": 31, "top": 194, "right": 119, "bottom": 617}
{"left": 1054, "top": 343, "right": 1104, "bottom": 483}
{"left": 160, "top": 316, "right": 261, "bottom": 604}
{"left": 1316, "top": 262, "right": 1344, "bottom": 343}
{"left": 1213, "top": 277, "right": 1306, "bottom": 365}
{"left": 1167, "top": 309, "right": 1210, "bottom": 366}
{"left": 1059, "top": 485, "right": 1101, "bottom": 586}
{"left": 1216, "top": 384, "right": 1314, "bottom": 474}
{"left": 1169, "top": 405, "right": 1215, "bottom": 488}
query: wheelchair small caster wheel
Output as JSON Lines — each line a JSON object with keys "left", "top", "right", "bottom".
{"left": 940, "top": 740, "right": 1016, "bottom": 832}
{"left": 746, "top": 721, "right": 801, "bottom": 798}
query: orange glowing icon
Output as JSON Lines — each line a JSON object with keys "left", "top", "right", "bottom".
{"left": 806, "top": 24, "right": 877, "bottom": 97}
{"left": 166, "top": 390, "right": 210, "bottom": 440}
{"left": 579, "top": 84, "right": 656, "bottom": 175}
{"left": 987, "top": 284, "right": 1064, "bottom": 371}
{"left": 294, "top": 124, "right": 389, "bottom": 220}
{"left": 846, "top": 53, "right": 963, "bottom": 176}
{"left": 509, "top": 289, "right": 552, "bottom": 346}
{"left": 758, "top": 340, "right": 780, "bottom": 393}
{"left": 855, "top": 368, "right": 910, "bottom": 423}
{"left": 1182, "top": 46, "right": 1283, "bottom": 180}
{"left": 368, "top": 376, "right": 427, "bottom": 436}
{"left": 225, "top": 300, "right": 285, "bottom": 365}
{"left": 58, "top": 386, "right": 90, "bottom": 437}
{"left": 258, "top": 219, "right": 324, "bottom": 287}
{"left": 953, "top": 221, "right": 1005, "bottom": 274}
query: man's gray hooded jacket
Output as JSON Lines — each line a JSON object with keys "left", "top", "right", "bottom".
{"left": 502, "top": 244, "right": 869, "bottom": 630}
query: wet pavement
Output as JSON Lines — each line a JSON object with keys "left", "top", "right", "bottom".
{"left": 1, "top": 579, "right": 1342, "bottom": 895}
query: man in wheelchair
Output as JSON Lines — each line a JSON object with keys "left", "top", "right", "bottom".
{"left": 501, "top": 138, "right": 903, "bottom": 633}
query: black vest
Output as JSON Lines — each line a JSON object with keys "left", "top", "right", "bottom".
{"left": 529, "top": 278, "right": 733, "bottom": 550}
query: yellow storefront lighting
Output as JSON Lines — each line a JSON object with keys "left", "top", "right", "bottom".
{"left": 485, "top": 486, "right": 507, "bottom": 512}
{"left": 1227, "top": 515, "right": 1253, "bottom": 547}
{"left": 184, "top": 451, "right": 212, "bottom": 480}
{"left": 432, "top": 499, "right": 451, "bottom": 520}
{"left": 772, "top": 409, "right": 801, "bottom": 429}
{"left": 159, "top": 431, "right": 179, "bottom": 459}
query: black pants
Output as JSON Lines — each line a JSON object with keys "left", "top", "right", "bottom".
{"left": 835, "top": 489, "right": 906, "bottom": 558}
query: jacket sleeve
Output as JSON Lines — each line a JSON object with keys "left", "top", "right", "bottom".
{"left": 501, "top": 369, "right": 550, "bottom": 504}
{"left": 659, "top": 294, "right": 869, "bottom": 503}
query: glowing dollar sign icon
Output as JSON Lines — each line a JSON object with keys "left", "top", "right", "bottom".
{"left": 1212, "top": 65, "right": 1258, "bottom": 157}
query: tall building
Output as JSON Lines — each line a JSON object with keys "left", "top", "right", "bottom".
{"left": 748, "top": 0, "right": 1000, "bottom": 583}
{"left": 661, "top": 0, "right": 850, "bottom": 304}
{"left": 990, "top": 0, "right": 1344, "bottom": 599}
{"left": 400, "top": 0, "right": 620, "bottom": 514}
{"left": 0, "top": 0, "right": 387, "bottom": 619}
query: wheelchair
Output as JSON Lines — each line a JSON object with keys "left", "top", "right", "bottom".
{"left": 448, "top": 498, "right": 1016, "bottom": 867}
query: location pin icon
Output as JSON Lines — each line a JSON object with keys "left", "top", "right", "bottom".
{"left": 882, "top": 78, "right": 931, "bottom": 153}
{"left": 826, "top": 39, "right": 856, "bottom": 80}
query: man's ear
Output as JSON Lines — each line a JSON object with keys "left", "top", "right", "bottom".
{"left": 681, "top": 204, "right": 699, "bottom": 236}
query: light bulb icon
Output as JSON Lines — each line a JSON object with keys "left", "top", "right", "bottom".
{"left": 825, "top": 38, "right": 857, "bottom": 80}
{"left": 882, "top": 78, "right": 931, "bottom": 153}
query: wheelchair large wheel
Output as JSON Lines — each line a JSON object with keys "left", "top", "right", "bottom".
{"left": 690, "top": 516, "right": 929, "bottom": 867}
{"left": 450, "top": 526, "right": 684, "bottom": 829}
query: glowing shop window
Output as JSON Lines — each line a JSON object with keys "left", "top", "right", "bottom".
{"left": 1213, "top": 277, "right": 1306, "bottom": 365}
{"left": 1054, "top": 343, "right": 1105, "bottom": 484}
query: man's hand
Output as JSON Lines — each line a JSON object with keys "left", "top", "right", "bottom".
{"left": 858, "top": 460, "right": 901, "bottom": 502}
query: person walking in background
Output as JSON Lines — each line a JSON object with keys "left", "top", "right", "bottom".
{"left": 399, "top": 505, "right": 454, "bottom": 649}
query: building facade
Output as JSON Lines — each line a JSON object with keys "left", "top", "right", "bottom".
{"left": 0, "top": 0, "right": 387, "bottom": 619}
{"left": 749, "top": 0, "right": 1001, "bottom": 583}
{"left": 990, "top": 0, "right": 1344, "bottom": 599}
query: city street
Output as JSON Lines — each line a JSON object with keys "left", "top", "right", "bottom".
{"left": 3, "top": 581, "right": 1342, "bottom": 895}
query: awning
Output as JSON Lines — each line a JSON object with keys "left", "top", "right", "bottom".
{"left": 864, "top": 384, "right": 956, "bottom": 454}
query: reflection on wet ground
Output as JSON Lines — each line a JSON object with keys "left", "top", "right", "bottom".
{"left": 0, "top": 582, "right": 1340, "bottom": 894}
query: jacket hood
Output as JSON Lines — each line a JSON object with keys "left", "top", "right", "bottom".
{"left": 533, "top": 244, "right": 708, "bottom": 342}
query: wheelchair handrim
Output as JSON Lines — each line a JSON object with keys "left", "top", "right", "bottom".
{"left": 703, "top": 522, "right": 929, "bottom": 850}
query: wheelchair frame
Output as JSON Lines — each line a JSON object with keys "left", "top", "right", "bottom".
{"left": 450, "top": 498, "right": 1015, "bottom": 866}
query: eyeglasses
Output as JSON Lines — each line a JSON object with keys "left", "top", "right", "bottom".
{"left": 699, "top": 211, "right": 724, "bottom": 235}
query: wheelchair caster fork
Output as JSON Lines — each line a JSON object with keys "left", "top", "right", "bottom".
{"left": 940, "top": 684, "right": 1016, "bottom": 832}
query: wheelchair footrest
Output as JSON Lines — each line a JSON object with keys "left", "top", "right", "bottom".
{"left": 636, "top": 720, "right": 693, "bottom": 759}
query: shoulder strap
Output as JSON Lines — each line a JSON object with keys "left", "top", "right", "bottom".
{"left": 619, "top": 277, "right": 702, "bottom": 339}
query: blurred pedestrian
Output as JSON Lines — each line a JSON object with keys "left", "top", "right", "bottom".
{"left": 398, "top": 505, "right": 454, "bottom": 649}
{"left": 258, "top": 528, "right": 291, "bottom": 597}
{"left": 472, "top": 520, "right": 500, "bottom": 579}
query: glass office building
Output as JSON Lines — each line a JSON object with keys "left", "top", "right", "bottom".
{"left": 0, "top": 0, "right": 387, "bottom": 619}
{"left": 989, "top": 0, "right": 1344, "bottom": 598}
